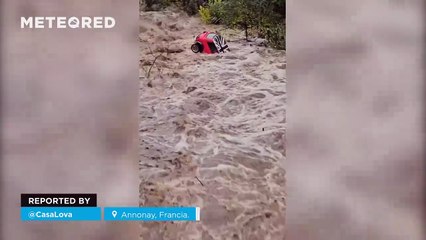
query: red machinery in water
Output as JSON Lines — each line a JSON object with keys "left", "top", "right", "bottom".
{"left": 191, "top": 31, "right": 228, "bottom": 54}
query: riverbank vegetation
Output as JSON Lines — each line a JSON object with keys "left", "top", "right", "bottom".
{"left": 142, "top": 0, "right": 286, "bottom": 50}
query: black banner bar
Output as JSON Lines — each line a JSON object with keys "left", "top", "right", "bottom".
{"left": 21, "top": 193, "right": 97, "bottom": 207}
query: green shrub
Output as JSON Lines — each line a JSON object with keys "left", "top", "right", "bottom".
{"left": 207, "top": 0, "right": 224, "bottom": 24}
{"left": 264, "top": 24, "right": 286, "bottom": 50}
{"left": 198, "top": 0, "right": 223, "bottom": 24}
{"left": 220, "top": 0, "right": 259, "bottom": 40}
{"left": 199, "top": 5, "right": 212, "bottom": 23}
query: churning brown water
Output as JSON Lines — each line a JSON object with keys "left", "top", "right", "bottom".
{"left": 139, "top": 9, "right": 286, "bottom": 240}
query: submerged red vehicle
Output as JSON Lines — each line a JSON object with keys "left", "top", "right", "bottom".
{"left": 191, "top": 31, "right": 228, "bottom": 54}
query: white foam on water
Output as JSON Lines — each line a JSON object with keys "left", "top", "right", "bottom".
{"left": 139, "top": 10, "right": 286, "bottom": 240}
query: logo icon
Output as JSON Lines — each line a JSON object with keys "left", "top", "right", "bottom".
{"left": 20, "top": 17, "right": 116, "bottom": 29}
{"left": 111, "top": 210, "right": 117, "bottom": 218}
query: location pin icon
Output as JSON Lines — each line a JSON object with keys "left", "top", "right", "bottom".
{"left": 112, "top": 210, "right": 117, "bottom": 218}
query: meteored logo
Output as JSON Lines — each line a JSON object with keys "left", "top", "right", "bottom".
{"left": 20, "top": 16, "right": 116, "bottom": 29}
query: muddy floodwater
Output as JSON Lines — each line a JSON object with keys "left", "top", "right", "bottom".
{"left": 139, "top": 10, "right": 286, "bottom": 240}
